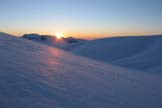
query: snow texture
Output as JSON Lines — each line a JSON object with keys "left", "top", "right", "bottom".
{"left": 71, "top": 35, "right": 162, "bottom": 73}
{"left": 0, "top": 32, "right": 162, "bottom": 108}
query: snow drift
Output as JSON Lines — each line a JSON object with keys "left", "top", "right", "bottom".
{"left": 71, "top": 35, "right": 162, "bottom": 72}
{"left": 0, "top": 32, "right": 162, "bottom": 108}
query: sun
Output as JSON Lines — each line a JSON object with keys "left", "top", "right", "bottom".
{"left": 55, "top": 33, "right": 64, "bottom": 39}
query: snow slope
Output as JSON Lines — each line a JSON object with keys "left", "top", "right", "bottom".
{"left": 71, "top": 35, "right": 162, "bottom": 72}
{"left": 0, "top": 32, "right": 162, "bottom": 108}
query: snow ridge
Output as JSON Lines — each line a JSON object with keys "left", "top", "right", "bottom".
{"left": 71, "top": 35, "right": 162, "bottom": 73}
{"left": 0, "top": 33, "right": 162, "bottom": 108}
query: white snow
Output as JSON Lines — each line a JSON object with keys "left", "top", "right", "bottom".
{"left": 0, "top": 32, "right": 162, "bottom": 108}
{"left": 71, "top": 35, "right": 162, "bottom": 73}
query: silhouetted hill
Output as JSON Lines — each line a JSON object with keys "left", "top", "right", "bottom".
{"left": 22, "top": 34, "right": 87, "bottom": 50}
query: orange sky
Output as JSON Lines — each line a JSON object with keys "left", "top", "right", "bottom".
{"left": 1, "top": 0, "right": 162, "bottom": 40}
{"left": 5, "top": 30, "right": 161, "bottom": 40}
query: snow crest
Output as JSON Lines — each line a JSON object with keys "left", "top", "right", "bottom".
{"left": 0, "top": 33, "right": 162, "bottom": 108}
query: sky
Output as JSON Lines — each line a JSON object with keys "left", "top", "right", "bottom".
{"left": 0, "top": 0, "right": 162, "bottom": 39}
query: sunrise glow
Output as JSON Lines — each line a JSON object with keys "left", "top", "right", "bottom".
{"left": 0, "top": 0, "right": 162, "bottom": 39}
{"left": 55, "top": 33, "right": 64, "bottom": 39}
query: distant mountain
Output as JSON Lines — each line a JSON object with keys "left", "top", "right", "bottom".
{"left": 21, "top": 33, "right": 87, "bottom": 50}
{"left": 1, "top": 32, "right": 162, "bottom": 108}
{"left": 71, "top": 35, "right": 162, "bottom": 74}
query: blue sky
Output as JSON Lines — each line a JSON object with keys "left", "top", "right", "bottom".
{"left": 0, "top": 0, "right": 162, "bottom": 39}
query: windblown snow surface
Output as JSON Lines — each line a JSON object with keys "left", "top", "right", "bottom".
{"left": 71, "top": 35, "right": 162, "bottom": 73}
{"left": 0, "top": 32, "right": 162, "bottom": 108}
